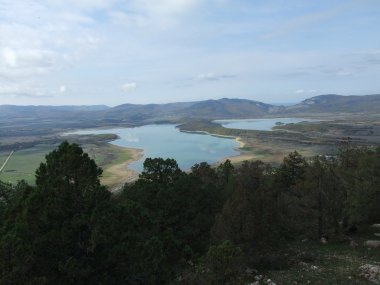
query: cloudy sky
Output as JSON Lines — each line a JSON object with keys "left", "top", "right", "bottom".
{"left": 0, "top": 0, "right": 379, "bottom": 106}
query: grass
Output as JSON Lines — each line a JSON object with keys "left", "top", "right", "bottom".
{"left": 83, "top": 143, "right": 134, "bottom": 181}
{"left": 0, "top": 141, "right": 135, "bottom": 187}
{"left": 239, "top": 147, "right": 274, "bottom": 158}
{"left": 266, "top": 227, "right": 380, "bottom": 284}
{"left": 0, "top": 144, "right": 55, "bottom": 184}
{"left": 273, "top": 122, "right": 331, "bottom": 133}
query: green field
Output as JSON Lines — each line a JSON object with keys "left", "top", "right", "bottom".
{"left": 83, "top": 143, "right": 134, "bottom": 182}
{"left": 0, "top": 145, "right": 54, "bottom": 184}
{"left": 0, "top": 142, "right": 135, "bottom": 186}
{"left": 267, "top": 226, "right": 380, "bottom": 284}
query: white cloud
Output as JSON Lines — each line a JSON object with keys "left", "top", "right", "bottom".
{"left": 109, "top": 0, "right": 202, "bottom": 28}
{"left": 132, "top": 0, "right": 200, "bottom": 16}
{"left": 0, "top": 1, "right": 379, "bottom": 105}
{"left": 336, "top": 69, "right": 352, "bottom": 76}
{"left": 2, "top": 48, "right": 17, "bottom": 67}
{"left": 295, "top": 89, "right": 317, "bottom": 94}
{"left": 121, "top": 82, "right": 137, "bottom": 92}
{"left": 0, "top": 81, "right": 73, "bottom": 99}
{"left": 320, "top": 66, "right": 355, "bottom": 77}
{"left": 108, "top": 11, "right": 149, "bottom": 27}
{"left": 197, "top": 72, "right": 218, "bottom": 80}
{"left": 8, "top": 48, "right": 55, "bottom": 69}
{"left": 0, "top": 47, "right": 57, "bottom": 79}
{"left": 196, "top": 72, "right": 235, "bottom": 81}
{"left": 60, "top": 12, "right": 95, "bottom": 24}
{"left": 0, "top": 84, "right": 53, "bottom": 98}
{"left": 59, "top": 85, "right": 66, "bottom": 93}
{"left": 46, "top": 0, "right": 117, "bottom": 12}
{"left": 263, "top": 5, "right": 347, "bottom": 39}
{"left": 0, "top": 0, "right": 104, "bottom": 102}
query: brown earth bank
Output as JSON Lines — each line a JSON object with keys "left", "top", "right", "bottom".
{"left": 99, "top": 147, "right": 143, "bottom": 191}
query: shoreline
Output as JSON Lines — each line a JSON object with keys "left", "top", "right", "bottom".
{"left": 103, "top": 128, "right": 254, "bottom": 183}
{"left": 75, "top": 127, "right": 260, "bottom": 188}
{"left": 60, "top": 127, "right": 142, "bottom": 190}
{"left": 179, "top": 129, "right": 237, "bottom": 139}
{"left": 179, "top": 128, "right": 243, "bottom": 149}
{"left": 101, "top": 147, "right": 143, "bottom": 191}
{"left": 180, "top": 129, "right": 258, "bottom": 165}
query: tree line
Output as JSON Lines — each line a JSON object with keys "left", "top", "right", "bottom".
{"left": 0, "top": 141, "right": 379, "bottom": 284}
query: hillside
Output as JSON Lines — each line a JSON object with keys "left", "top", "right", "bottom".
{"left": 66, "top": 94, "right": 380, "bottom": 124}
{"left": 0, "top": 105, "right": 109, "bottom": 119}
{"left": 284, "top": 94, "right": 380, "bottom": 114}
{"left": 1, "top": 94, "right": 379, "bottom": 138}
{"left": 179, "top": 98, "right": 276, "bottom": 119}
{"left": 1, "top": 143, "right": 379, "bottom": 284}
{"left": 98, "top": 98, "right": 277, "bottom": 121}
{"left": 101, "top": 102, "right": 196, "bottom": 123}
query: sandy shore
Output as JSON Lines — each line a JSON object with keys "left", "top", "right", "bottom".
{"left": 219, "top": 137, "right": 283, "bottom": 165}
{"left": 218, "top": 146, "right": 257, "bottom": 165}
{"left": 101, "top": 148, "right": 143, "bottom": 191}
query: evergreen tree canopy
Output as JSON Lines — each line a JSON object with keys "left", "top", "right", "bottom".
{"left": 36, "top": 141, "right": 102, "bottom": 191}
{"left": 139, "top": 157, "right": 182, "bottom": 185}
{"left": 0, "top": 142, "right": 111, "bottom": 285}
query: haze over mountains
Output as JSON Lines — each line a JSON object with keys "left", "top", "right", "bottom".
{"left": 286, "top": 94, "right": 380, "bottom": 114}
{"left": 0, "top": 94, "right": 379, "bottom": 134}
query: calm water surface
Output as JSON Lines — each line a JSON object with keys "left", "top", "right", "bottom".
{"left": 215, "top": 118, "right": 317, "bottom": 131}
{"left": 71, "top": 124, "right": 239, "bottom": 172}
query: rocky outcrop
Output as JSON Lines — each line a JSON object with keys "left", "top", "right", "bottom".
{"left": 359, "top": 264, "right": 380, "bottom": 284}
{"left": 365, "top": 240, "right": 380, "bottom": 249}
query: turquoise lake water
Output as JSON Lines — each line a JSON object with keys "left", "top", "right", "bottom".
{"left": 70, "top": 118, "right": 315, "bottom": 172}
{"left": 71, "top": 124, "right": 239, "bottom": 172}
{"left": 214, "top": 118, "right": 317, "bottom": 131}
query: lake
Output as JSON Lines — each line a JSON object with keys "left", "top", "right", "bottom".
{"left": 214, "top": 118, "right": 317, "bottom": 131}
{"left": 69, "top": 124, "right": 240, "bottom": 172}
{"left": 69, "top": 118, "right": 316, "bottom": 173}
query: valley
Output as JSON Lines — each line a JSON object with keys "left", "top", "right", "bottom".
{"left": 1, "top": 94, "right": 380, "bottom": 187}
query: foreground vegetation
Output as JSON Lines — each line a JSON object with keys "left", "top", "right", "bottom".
{"left": 0, "top": 141, "right": 379, "bottom": 284}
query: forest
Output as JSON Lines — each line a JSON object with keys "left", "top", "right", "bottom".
{"left": 0, "top": 141, "right": 379, "bottom": 284}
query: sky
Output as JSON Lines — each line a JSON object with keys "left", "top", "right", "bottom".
{"left": 0, "top": 0, "right": 380, "bottom": 106}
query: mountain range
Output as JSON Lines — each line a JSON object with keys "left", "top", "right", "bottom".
{"left": 1, "top": 94, "right": 379, "bottom": 135}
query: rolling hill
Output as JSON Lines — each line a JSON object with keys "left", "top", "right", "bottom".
{"left": 179, "top": 98, "right": 276, "bottom": 119}
{"left": 0, "top": 94, "right": 379, "bottom": 137}
{"left": 284, "top": 94, "right": 380, "bottom": 114}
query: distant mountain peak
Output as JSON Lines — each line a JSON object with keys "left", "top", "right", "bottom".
{"left": 288, "top": 94, "right": 380, "bottom": 113}
{"left": 1, "top": 94, "right": 379, "bottom": 125}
